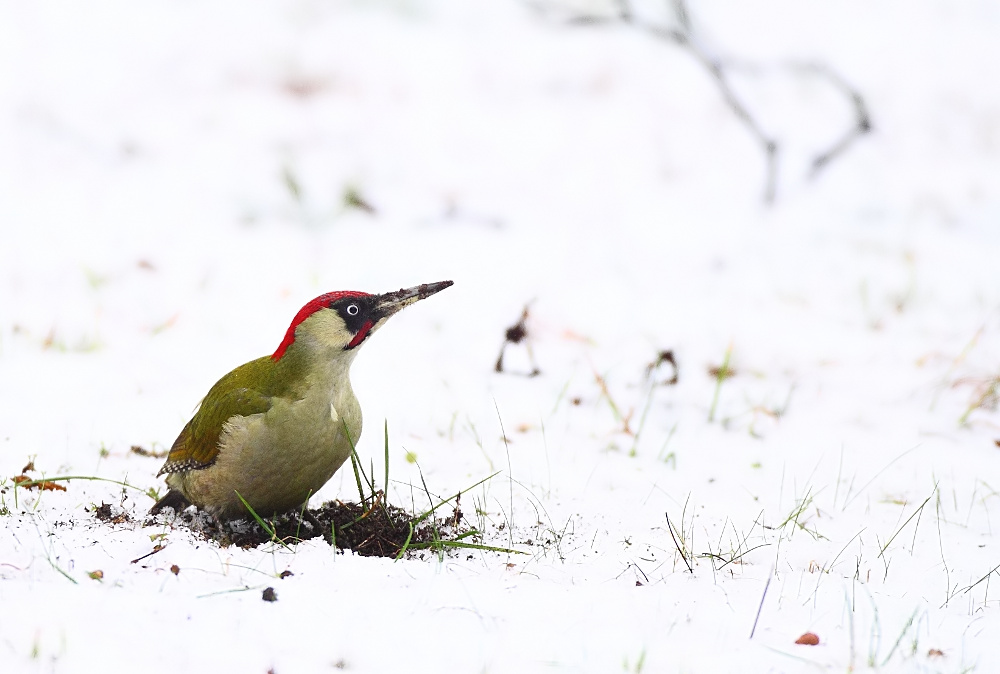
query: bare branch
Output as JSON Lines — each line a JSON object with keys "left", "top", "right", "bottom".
{"left": 796, "top": 62, "right": 872, "bottom": 177}
{"left": 530, "top": 0, "right": 869, "bottom": 205}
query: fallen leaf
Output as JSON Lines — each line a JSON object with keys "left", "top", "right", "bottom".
{"left": 927, "top": 648, "right": 945, "bottom": 657}
{"left": 170, "top": 565, "right": 180, "bottom": 576}
{"left": 88, "top": 570, "right": 104, "bottom": 580}
{"left": 708, "top": 364, "right": 736, "bottom": 379}
{"left": 12, "top": 475, "right": 67, "bottom": 491}
{"left": 795, "top": 632, "right": 820, "bottom": 646}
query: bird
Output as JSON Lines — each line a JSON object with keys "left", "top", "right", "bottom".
{"left": 149, "top": 280, "right": 453, "bottom": 520}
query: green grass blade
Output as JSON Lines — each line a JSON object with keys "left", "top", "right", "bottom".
{"left": 349, "top": 451, "right": 367, "bottom": 508}
{"left": 235, "top": 491, "right": 290, "bottom": 550}
{"left": 394, "top": 521, "right": 415, "bottom": 560}
{"left": 405, "top": 540, "right": 526, "bottom": 554}
{"left": 383, "top": 419, "right": 390, "bottom": 501}
{"left": 878, "top": 490, "right": 935, "bottom": 559}
{"left": 14, "top": 475, "right": 149, "bottom": 493}
{"left": 708, "top": 343, "right": 733, "bottom": 422}
{"left": 294, "top": 490, "right": 312, "bottom": 543}
{"left": 408, "top": 471, "right": 501, "bottom": 527}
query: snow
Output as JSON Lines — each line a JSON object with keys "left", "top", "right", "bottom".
{"left": 2, "top": 0, "right": 1000, "bottom": 671}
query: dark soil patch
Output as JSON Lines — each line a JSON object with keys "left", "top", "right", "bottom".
{"left": 91, "top": 502, "right": 134, "bottom": 524}
{"left": 146, "top": 494, "right": 470, "bottom": 558}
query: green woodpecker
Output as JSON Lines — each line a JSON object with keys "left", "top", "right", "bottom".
{"left": 149, "top": 280, "right": 453, "bottom": 519}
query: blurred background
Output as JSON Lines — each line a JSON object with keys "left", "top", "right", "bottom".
{"left": 4, "top": 3, "right": 1000, "bottom": 670}
{"left": 2, "top": 0, "right": 999, "bottom": 476}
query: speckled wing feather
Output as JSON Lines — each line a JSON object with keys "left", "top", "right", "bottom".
{"left": 158, "top": 360, "right": 278, "bottom": 475}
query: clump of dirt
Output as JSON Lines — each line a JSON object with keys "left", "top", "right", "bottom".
{"left": 152, "top": 496, "right": 469, "bottom": 558}
{"left": 91, "top": 502, "right": 134, "bottom": 524}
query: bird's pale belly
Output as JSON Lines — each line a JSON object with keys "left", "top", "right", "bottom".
{"left": 170, "top": 394, "right": 362, "bottom": 518}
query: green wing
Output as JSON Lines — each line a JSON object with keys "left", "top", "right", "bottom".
{"left": 158, "top": 357, "right": 278, "bottom": 475}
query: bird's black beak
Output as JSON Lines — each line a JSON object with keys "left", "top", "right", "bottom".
{"left": 375, "top": 280, "right": 453, "bottom": 320}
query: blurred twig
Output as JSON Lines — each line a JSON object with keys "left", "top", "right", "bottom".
{"left": 797, "top": 62, "right": 872, "bottom": 177}
{"left": 529, "top": 0, "right": 870, "bottom": 204}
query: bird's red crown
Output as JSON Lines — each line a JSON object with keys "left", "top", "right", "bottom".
{"left": 271, "top": 291, "right": 371, "bottom": 361}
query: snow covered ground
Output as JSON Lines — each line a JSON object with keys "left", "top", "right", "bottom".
{"left": 2, "top": 0, "right": 1000, "bottom": 671}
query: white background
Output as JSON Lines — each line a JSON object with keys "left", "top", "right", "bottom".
{"left": 2, "top": 1, "right": 999, "bottom": 671}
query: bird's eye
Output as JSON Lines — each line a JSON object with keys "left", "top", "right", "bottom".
{"left": 346, "top": 304, "right": 360, "bottom": 316}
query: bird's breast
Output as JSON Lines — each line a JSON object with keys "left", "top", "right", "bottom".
{"left": 174, "top": 379, "right": 362, "bottom": 518}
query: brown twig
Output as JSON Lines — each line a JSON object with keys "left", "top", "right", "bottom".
{"left": 799, "top": 61, "right": 872, "bottom": 176}
{"left": 495, "top": 304, "right": 541, "bottom": 376}
{"left": 130, "top": 544, "right": 165, "bottom": 564}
